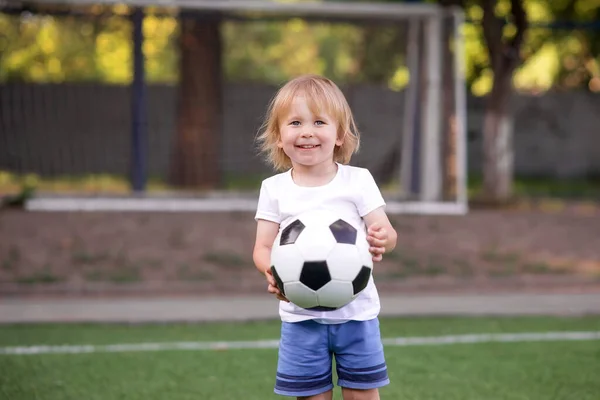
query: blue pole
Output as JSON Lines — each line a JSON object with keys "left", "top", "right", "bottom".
{"left": 404, "top": 0, "right": 422, "bottom": 196}
{"left": 131, "top": 7, "right": 147, "bottom": 193}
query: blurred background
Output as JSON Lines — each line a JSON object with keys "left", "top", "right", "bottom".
{"left": 1, "top": 0, "right": 598, "bottom": 199}
{"left": 0, "top": 0, "right": 598, "bottom": 295}
{"left": 0, "top": 1, "right": 599, "bottom": 400}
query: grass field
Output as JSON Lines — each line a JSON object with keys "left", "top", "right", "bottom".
{"left": 1, "top": 316, "right": 600, "bottom": 400}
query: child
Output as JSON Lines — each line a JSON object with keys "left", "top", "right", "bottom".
{"left": 253, "top": 74, "right": 398, "bottom": 400}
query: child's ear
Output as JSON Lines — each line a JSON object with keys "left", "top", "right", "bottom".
{"left": 335, "top": 132, "right": 345, "bottom": 147}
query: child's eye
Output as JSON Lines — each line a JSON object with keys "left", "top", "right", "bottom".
{"left": 315, "top": 120, "right": 325, "bottom": 126}
{"left": 290, "top": 121, "right": 300, "bottom": 126}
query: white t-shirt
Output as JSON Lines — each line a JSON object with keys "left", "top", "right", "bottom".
{"left": 254, "top": 163, "right": 386, "bottom": 324}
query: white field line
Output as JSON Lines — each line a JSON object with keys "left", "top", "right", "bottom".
{"left": 1, "top": 331, "right": 599, "bottom": 356}
{"left": 25, "top": 198, "right": 468, "bottom": 215}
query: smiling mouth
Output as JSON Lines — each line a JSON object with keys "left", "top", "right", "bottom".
{"left": 296, "top": 145, "right": 320, "bottom": 149}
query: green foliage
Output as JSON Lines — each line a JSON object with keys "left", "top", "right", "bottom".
{"left": 0, "top": 1, "right": 598, "bottom": 92}
{"left": 222, "top": 19, "right": 364, "bottom": 84}
{"left": 464, "top": 0, "right": 600, "bottom": 94}
{"left": 0, "top": 11, "right": 178, "bottom": 83}
{"left": 0, "top": 171, "right": 36, "bottom": 209}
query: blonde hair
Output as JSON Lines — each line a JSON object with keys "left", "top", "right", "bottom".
{"left": 256, "top": 74, "right": 360, "bottom": 171}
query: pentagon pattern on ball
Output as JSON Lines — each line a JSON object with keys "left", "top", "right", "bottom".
{"left": 329, "top": 219, "right": 357, "bottom": 245}
{"left": 284, "top": 282, "right": 319, "bottom": 309}
{"left": 280, "top": 219, "right": 305, "bottom": 246}
{"left": 294, "top": 223, "right": 337, "bottom": 262}
{"left": 324, "top": 243, "right": 363, "bottom": 282}
{"left": 317, "top": 280, "right": 355, "bottom": 309}
{"left": 270, "top": 240, "right": 304, "bottom": 282}
{"left": 352, "top": 266, "right": 372, "bottom": 295}
{"left": 269, "top": 210, "right": 374, "bottom": 311}
{"left": 299, "top": 261, "right": 331, "bottom": 291}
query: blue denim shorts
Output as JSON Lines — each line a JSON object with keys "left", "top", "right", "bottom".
{"left": 274, "top": 318, "right": 389, "bottom": 397}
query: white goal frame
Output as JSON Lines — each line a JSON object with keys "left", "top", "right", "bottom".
{"left": 15, "top": 0, "right": 468, "bottom": 215}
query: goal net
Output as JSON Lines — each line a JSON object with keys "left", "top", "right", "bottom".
{"left": 0, "top": 0, "right": 467, "bottom": 215}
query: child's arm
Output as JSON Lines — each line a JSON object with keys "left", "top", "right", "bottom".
{"left": 363, "top": 206, "right": 398, "bottom": 262}
{"left": 253, "top": 219, "right": 279, "bottom": 274}
{"left": 253, "top": 219, "right": 289, "bottom": 301}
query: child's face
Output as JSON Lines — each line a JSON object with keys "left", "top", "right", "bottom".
{"left": 277, "top": 95, "right": 343, "bottom": 171}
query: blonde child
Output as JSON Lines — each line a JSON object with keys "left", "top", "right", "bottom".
{"left": 253, "top": 74, "right": 397, "bottom": 400}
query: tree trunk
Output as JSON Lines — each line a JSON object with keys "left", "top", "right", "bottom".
{"left": 480, "top": 0, "right": 527, "bottom": 204}
{"left": 169, "top": 15, "right": 222, "bottom": 188}
{"left": 442, "top": 13, "right": 457, "bottom": 201}
{"left": 482, "top": 73, "right": 514, "bottom": 202}
{"left": 438, "top": 0, "right": 466, "bottom": 201}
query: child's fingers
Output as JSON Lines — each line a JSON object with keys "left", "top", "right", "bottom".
{"left": 370, "top": 246, "right": 385, "bottom": 255}
{"left": 265, "top": 270, "right": 278, "bottom": 286}
{"left": 367, "top": 223, "right": 381, "bottom": 235}
{"left": 367, "top": 235, "right": 387, "bottom": 247}
{"left": 267, "top": 284, "right": 280, "bottom": 294}
{"left": 268, "top": 284, "right": 289, "bottom": 302}
{"left": 372, "top": 228, "right": 387, "bottom": 239}
{"left": 370, "top": 244, "right": 385, "bottom": 263}
{"left": 367, "top": 229, "right": 387, "bottom": 242}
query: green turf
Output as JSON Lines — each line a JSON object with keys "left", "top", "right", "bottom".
{"left": 1, "top": 316, "right": 599, "bottom": 346}
{"left": 1, "top": 316, "right": 599, "bottom": 399}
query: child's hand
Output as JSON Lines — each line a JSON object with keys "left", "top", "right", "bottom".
{"left": 367, "top": 222, "right": 389, "bottom": 262}
{"left": 265, "top": 268, "right": 290, "bottom": 302}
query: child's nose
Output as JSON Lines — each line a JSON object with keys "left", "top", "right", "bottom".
{"left": 301, "top": 131, "right": 313, "bottom": 138}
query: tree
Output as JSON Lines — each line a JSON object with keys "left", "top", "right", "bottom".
{"left": 169, "top": 14, "right": 222, "bottom": 189}
{"left": 545, "top": 0, "right": 600, "bottom": 91}
{"left": 357, "top": 0, "right": 528, "bottom": 203}
{"left": 480, "top": 0, "right": 528, "bottom": 203}
{"left": 440, "top": 0, "right": 465, "bottom": 201}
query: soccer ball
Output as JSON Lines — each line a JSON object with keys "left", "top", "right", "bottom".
{"left": 270, "top": 209, "right": 373, "bottom": 311}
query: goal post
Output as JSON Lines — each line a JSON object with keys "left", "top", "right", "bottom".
{"left": 399, "top": 4, "right": 468, "bottom": 212}
{"left": 1, "top": 0, "right": 468, "bottom": 215}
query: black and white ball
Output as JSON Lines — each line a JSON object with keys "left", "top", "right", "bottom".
{"left": 270, "top": 210, "right": 373, "bottom": 311}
